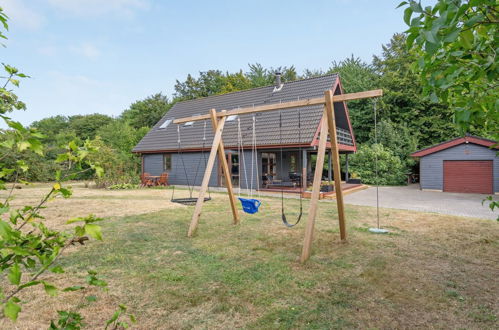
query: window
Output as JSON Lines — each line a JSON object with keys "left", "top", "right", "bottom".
{"left": 159, "top": 119, "right": 172, "bottom": 129}
{"left": 226, "top": 115, "right": 238, "bottom": 122}
{"left": 290, "top": 153, "right": 297, "bottom": 172}
{"left": 163, "top": 154, "right": 171, "bottom": 171}
{"left": 262, "top": 152, "right": 277, "bottom": 176}
{"left": 183, "top": 121, "right": 194, "bottom": 126}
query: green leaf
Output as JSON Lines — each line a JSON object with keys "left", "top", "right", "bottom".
{"left": 86, "top": 295, "right": 97, "bottom": 302}
{"left": 59, "top": 188, "right": 72, "bottom": 198}
{"left": 106, "top": 311, "right": 121, "bottom": 328}
{"left": 424, "top": 30, "right": 438, "bottom": 44}
{"left": 27, "top": 138, "right": 43, "bottom": 155}
{"left": 55, "top": 153, "right": 69, "bottom": 163}
{"left": 3, "top": 299, "right": 21, "bottom": 321}
{"left": 403, "top": 7, "right": 413, "bottom": 25}
{"left": 18, "top": 280, "right": 41, "bottom": 290}
{"left": 50, "top": 265, "right": 65, "bottom": 274}
{"left": 6, "top": 120, "right": 24, "bottom": 131}
{"left": 460, "top": 29, "right": 474, "bottom": 49}
{"left": 17, "top": 141, "right": 30, "bottom": 152}
{"left": 9, "top": 78, "right": 19, "bottom": 87}
{"left": 0, "top": 220, "right": 12, "bottom": 238}
{"left": 62, "top": 286, "right": 85, "bottom": 292}
{"left": 409, "top": 1, "right": 423, "bottom": 13}
{"left": 8, "top": 263, "right": 21, "bottom": 285}
{"left": 68, "top": 140, "right": 78, "bottom": 151}
{"left": 42, "top": 282, "right": 58, "bottom": 296}
{"left": 84, "top": 224, "right": 102, "bottom": 240}
{"left": 396, "top": 1, "right": 408, "bottom": 9}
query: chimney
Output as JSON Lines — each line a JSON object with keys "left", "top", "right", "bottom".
{"left": 275, "top": 72, "right": 282, "bottom": 87}
{"left": 273, "top": 71, "right": 283, "bottom": 92}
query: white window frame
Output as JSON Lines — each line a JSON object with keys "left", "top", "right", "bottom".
{"left": 226, "top": 115, "right": 238, "bottom": 122}
{"left": 159, "top": 119, "right": 173, "bottom": 129}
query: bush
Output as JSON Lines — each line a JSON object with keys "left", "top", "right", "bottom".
{"left": 87, "top": 138, "right": 140, "bottom": 188}
{"left": 349, "top": 144, "right": 406, "bottom": 185}
{"left": 108, "top": 183, "right": 139, "bottom": 190}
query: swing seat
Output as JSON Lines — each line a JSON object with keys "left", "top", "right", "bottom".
{"left": 238, "top": 197, "right": 261, "bottom": 214}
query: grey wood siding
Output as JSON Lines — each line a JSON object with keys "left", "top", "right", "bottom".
{"left": 419, "top": 144, "right": 499, "bottom": 192}
{"left": 143, "top": 153, "right": 218, "bottom": 187}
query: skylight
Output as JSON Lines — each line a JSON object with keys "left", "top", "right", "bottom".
{"left": 159, "top": 119, "right": 172, "bottom": 129}
{"left": 226, "top": 115, "right": 238, "bottom": 122}
{"left": 183, "top": 114, "right": 200, "bottom": 126}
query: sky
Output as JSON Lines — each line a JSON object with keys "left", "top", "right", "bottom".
{"left": 1, "top": 0, "right": 408, "bottom": 127}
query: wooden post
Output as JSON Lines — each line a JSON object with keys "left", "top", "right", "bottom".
{"left": 187, "top": 110, "right": 227, "bottom": 237}
{"left": 325, "top": 90, "right": 347, "bottom": 241}
{"left": 300, "top": 108, "right": 329, "bottom": 263}
{"left": 209, "top": 109, "right": 239, "bottom": 225}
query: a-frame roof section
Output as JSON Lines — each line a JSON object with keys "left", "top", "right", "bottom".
{"left": 133, "top": 74, "right": 356, "bottom": 153}
{"left": 310, "top": 77, "right": 357, "bottom": 152}
{"left": 411, "top": 135, "right": 498, "bottom": 157}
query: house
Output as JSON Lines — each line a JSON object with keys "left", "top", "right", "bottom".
{"left": 411, "top": 135, "right": 498, "bottom": 194}
{"left": 132, "top": 73, "right": 357, "bottom": 189}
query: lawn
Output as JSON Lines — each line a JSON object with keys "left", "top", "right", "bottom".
{"left": 1, "top": 183, "right": 498, "bottom": 329}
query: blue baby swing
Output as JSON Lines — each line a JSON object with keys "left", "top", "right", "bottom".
{"left": 236, "top": 115, "right": 262, "bottom": 214}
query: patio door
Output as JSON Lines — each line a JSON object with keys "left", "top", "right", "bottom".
{"left": 262, "top": 152, "right": 277, "bottom": 178}
{"left": 221, "top": 152, "right": 239, "bottom": 187}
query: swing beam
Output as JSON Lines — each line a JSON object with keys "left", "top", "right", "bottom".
{"left": 174, "top": 88, "right": 382, "bottom": 262}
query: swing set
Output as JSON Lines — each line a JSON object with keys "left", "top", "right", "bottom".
{"left": 173, "top": 88, "right": 382, "bottom": 262}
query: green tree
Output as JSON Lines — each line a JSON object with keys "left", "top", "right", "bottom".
{"left": 120, "top": 93, "right": 173, "bottom": 129}
{"left": 370, "top": 119, "right": 418, "bottom": 169}
{"left": 373, "top": 33, "right": 459, "bottom": 147}
{"left": 30, "top": 116, "right": 69, "bottom": 145}
{"left": 97, "top": 120, "right": 148, "bottom": 155}
{"left": 68, "top": 114, "right": 113, "bottom": 140}
{"left": 400, "top": 0, "right": 498, "bottom": 138}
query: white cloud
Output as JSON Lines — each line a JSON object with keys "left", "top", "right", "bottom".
{"left": 70, "top": 42, "right": 101, "bottom": 59}
{"left": 1, "top": 0, "right": 45, "bottom": 30}
{"left": 47, "top": 0, "right": 150, "bottom": 18}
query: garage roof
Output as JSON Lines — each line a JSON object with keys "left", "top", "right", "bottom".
{"left": 411, "top": 135, "right": 498, "bottom": 157}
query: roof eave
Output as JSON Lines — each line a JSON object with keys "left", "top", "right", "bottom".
{"left": 411, "top": 136, "right": 498, "bottom": 157}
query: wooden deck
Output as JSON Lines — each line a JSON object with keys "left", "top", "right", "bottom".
{"left": 259, "top": 182, "right": 368, "bottom": 199}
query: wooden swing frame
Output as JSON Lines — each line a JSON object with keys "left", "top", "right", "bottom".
{"left": 173, "top": 88, "right": 382, "bottom": 263}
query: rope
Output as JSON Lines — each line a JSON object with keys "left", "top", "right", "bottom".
{"left": 280, "top": 108, "right": 303, "bottom": 228}
{"left": 374, "top": 99, "right": 380, "bottom": 229}
{"left": 237, "top": 117, "right": 250, "bottom": 196}
{"left": 176, "top": 124, "right": 193, "bottom": 199}
{"left": 252, "top": 115, "right": 260, "bottom": 199}
{"left": 200, "top": 121, "right": 211, "bottom": 199}
{"left": 279, "top": 110, "right": 285, "bottom": 216}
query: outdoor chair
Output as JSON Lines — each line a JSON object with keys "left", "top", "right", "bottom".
{"left": 140, "top": 172, "right": 154, "bottom": 187}
{"left": 158, "top": 172, "right": 169, "bottom": 186}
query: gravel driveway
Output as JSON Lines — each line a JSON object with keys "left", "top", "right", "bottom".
{"left": 344, "top": 184, "right": 498, "bottom": 220}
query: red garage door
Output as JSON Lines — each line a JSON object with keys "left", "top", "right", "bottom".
{"left": 443, "top": 160, "right": 493, "bottom": 194}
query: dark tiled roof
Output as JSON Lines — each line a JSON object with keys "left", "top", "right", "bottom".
{"left": 133, "top": 74, "right": 354, "bottom": 152}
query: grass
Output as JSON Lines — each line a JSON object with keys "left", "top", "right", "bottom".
{"left": 1, "top": 183, "right": 498, "bottom": 329}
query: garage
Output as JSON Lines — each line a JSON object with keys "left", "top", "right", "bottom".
{"left": 443, "top": 160, "right": 493, "bottom": 194}
{"left": 411, "top": 136, "right": 498, "bottom": 194}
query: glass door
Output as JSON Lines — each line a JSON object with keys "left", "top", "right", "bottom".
{"left": 261, "top": 152, "right": 277, "bottom": 186}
